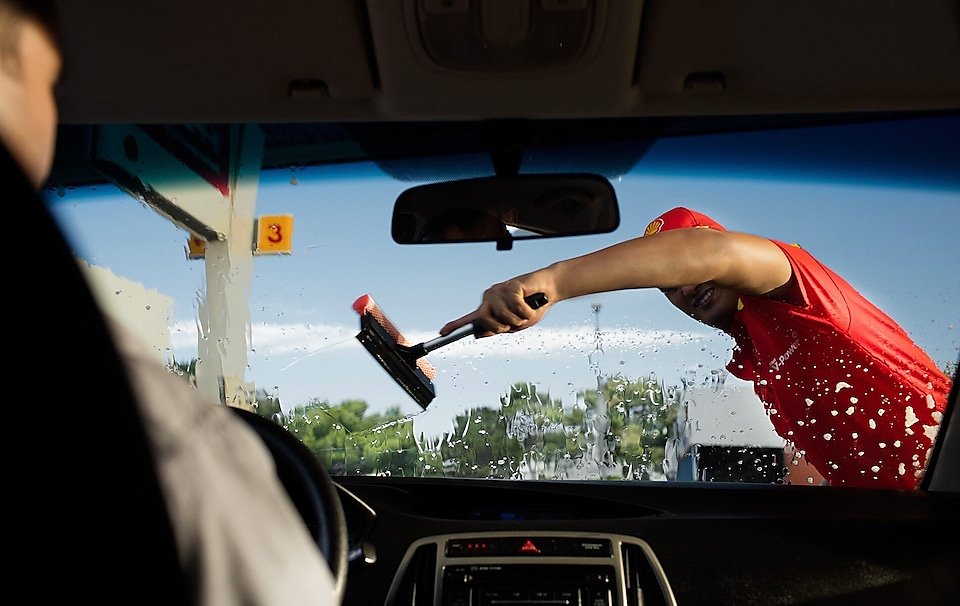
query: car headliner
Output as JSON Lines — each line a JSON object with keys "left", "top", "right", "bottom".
{"left": 53, "top": 1, "right": 959, "bottom": 125}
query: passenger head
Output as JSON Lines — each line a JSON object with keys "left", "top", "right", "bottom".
{"left": 421, "top": 206, "right": 511, "bottom": 242}
{"left": 644, "top": 207, "right": 740, "bottom": 331}
{"left": 0, "top": 0, "right": 61, "bottom": 189}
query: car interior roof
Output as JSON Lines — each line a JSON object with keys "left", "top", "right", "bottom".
{"left": 54, "top": 1, "right": 960, "bottom": 126}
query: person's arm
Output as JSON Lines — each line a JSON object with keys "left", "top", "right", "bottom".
{"left": 441, "top": 227, "right": 793, "bottom": 336}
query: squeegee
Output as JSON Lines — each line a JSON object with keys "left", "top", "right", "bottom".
{"left": 353, "top": 293, "right": 547, "bottom": 409}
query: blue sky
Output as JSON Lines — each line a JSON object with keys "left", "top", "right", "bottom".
{"left": 46, "top": 118, "right": 960, "bottom": 437}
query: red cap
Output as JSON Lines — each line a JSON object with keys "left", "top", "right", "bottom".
{"left": 643, "top": 207, "right": 726, "bottom": 236}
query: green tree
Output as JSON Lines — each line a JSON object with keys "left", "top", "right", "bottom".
{"left": 942, "top": 359, "right": 957, "bottom": 381}
{"left": 579, "top": 374, "right": 678, "bottom": 479}
{"left": 272, "top": 398, "right": 420, "bottom": 476}
{"left": 170, "top": 357, "right": 679, "bottom": 481}
{"left": 433, "top": 377, "right": 677, "bottom": 480}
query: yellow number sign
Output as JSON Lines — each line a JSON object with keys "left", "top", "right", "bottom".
{"left": 256, "top": 214, "right": 294, "bottom": 254}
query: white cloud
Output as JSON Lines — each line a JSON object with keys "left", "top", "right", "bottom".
{"left": 249, "top": 322, "right": 354, "bottom": 355}
{"left": 171, "top": 318, "right": 728, "bottom": 362}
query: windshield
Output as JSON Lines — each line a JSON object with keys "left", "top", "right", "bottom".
{"left": 46, "top": 115, "right": 958, "bottom": 484}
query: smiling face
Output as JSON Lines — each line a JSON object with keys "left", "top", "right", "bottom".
{"left": 661, "top": 282, "right": 741, "bottom": 332}
{"left": 0, "top": 14, "right": 61, "bottom": 189}
{"left": 644, "top": 209, "right": 740, "bottom": 331}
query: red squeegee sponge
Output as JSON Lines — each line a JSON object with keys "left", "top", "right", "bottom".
{"left": 352, "top": 294, "right": 438, "bottom": 380}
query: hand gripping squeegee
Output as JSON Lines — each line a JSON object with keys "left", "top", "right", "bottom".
{"left": 353, "top": 293, "right": 548, "bottom": 409}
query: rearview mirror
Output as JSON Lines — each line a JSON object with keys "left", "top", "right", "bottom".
{"left": 392, "top": 174, "right": 619, "bottom": 249}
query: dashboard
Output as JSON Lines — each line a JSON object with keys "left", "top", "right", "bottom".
{"left": 391, "top": 531, "right": 671, "bottom": 606}
{"left": 334, "top": 477, "right": 959, "bottom": 605}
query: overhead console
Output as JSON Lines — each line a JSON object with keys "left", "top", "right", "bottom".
{"left": 387, "top": 531, "right": 675, "bottom": 606}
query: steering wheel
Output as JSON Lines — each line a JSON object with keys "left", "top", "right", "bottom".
{"left": 231, "top": 407, "right": 349, "bottom": 601}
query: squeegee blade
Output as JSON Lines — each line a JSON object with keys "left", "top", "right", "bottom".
{"left": 356, "top": 314, "right": 436, "bottom": 409}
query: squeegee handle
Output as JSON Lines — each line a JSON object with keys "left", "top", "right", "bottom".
{"left": 416, "top": 292, "right": 548, "bottom": 356}
{"left": 417, "top": 324, "right": 474, "bottom": 355}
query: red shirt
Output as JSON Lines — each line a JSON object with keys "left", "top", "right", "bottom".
{"left": 727, "top": 241, "right": 951, "bottom": 489}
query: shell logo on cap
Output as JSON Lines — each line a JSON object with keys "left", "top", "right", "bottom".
{"left": 644, "top": 218, "right": 665, "bottom": 236}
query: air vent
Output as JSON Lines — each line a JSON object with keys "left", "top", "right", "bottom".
{"left": 391, "top": 543, "right": 438, "bottom": 605}
{"left": 622, "top": 542, "right": 669, "bottom": 606}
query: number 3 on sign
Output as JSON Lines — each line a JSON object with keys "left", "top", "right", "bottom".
{"left": 255, "top": 214, "right": 293, "bottom": 255}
